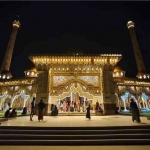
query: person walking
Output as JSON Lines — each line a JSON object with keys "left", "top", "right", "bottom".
{"left": 130, "top": 99, "right": 141, "bottom": 123}
{"left": 30, "top": 97, "right": 35, "bottom": 121}
{"left": 86, "top": 104, "right": 91, "bottom": 120}
{"left": 38, "top": 99, "right": 45, "bottom": 122}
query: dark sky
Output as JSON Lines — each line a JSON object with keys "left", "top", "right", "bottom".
{"left": 0, "top": 1, "right": 150, "bottom": 78}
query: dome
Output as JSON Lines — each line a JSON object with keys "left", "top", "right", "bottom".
{"left": 26, "top": 67, "right": 37, "bottom": 72}
{"left": 30, "top": 67, "right": 37, "bottom": 72}
{"left": 114, "top": 66, "right": 124, "bottom": 72}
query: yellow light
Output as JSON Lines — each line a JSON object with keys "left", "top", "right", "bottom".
{"left": 13, "top": 24, "right": 19, "bottom": 28}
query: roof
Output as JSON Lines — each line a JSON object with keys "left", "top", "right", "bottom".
{"left": 114, "top": 66, "right": 124, "bottom": 72}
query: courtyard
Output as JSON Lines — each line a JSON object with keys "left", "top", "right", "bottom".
{"left": 1, "top": 115, "right": 150, "bottom": 127}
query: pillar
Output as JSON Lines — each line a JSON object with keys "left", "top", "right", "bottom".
{"left": 102, "top": 65, "right": 117, "bottom": 115}
{"left": 0, "top": 20, "right": 20, "bottom": 79}
{"left": 127, "top": 21, "right": 150, "bottom": 79}
{"left": 35, "top": 71, "right": 50, "bottom": 115}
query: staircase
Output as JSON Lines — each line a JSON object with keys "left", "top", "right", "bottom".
{"left": 0, "top": 125, "right": 150, "bottom": 145}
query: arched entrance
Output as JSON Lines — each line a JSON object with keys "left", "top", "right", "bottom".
{"left": 55, "top": 83, "right": 93, "bottom": 113}
{"left": 1, "top": 97, "right": 11, "bottom": 111}
{"left": 11, "top": 90, "right": 30, "bottom": 111}
{"left": 0, "top": 91, "right": 11, "bottom": 111}
{"left": 12, "top": 96, "right": 24, "bottom": 110}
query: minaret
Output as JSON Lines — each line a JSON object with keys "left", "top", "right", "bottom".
{"left": 0, "top": 19, "right": 20, "bottom": 80}
{"left": 127, "top": 21, "right": 150, "bottom": 79}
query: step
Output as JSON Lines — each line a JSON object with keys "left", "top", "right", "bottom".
{"left": 1, "top": 125, "right": 150, "bottom": 130}
{"left": 1, "top": 128, "right": 150, "bottom": 135}
{"left": 0, "top": 133, "right": 150, "bottom": 140}
{"left": 0, "top": 139, "right": 150, "bottom": 145}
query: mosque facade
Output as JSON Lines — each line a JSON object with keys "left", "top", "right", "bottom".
{"left": 0, "top": 20, "right": 150, "bottom": 115}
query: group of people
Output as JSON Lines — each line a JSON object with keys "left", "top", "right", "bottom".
{"left": 95, "top": 101, "right": 103, "bottom": 114}
{"left": 30, "top": 97, "right": 91, "bottom": 121}
{"left": 4, "top": 108, "right": 17, "bottom": 118}
{"left": 29, "top": 97, "right": 141, "bottom": 123}
{"left": 0, "top": 96, "right": 142, "bottom": 125}
{"left": 30, "top": 98, "right": 45, "bottom": 122}
{"left": 0, "top": 97, "right": 144, "bottom": 126}
{"left": 51, "top": 104, "right": 58, "bottom": 116}
{"left": 58, "top": 99, "right": 89, "bottom": 112}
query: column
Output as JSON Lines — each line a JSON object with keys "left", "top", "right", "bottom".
{"left": 0, "top": 20, "right": 20, "bottom": 79}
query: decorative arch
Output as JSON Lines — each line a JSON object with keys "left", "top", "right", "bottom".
{"left": 140, "top": 92, "right": 149, "bottom": 109}
{"left": 57, "top": 83, "right": 94, "bottom": 100}
{"left": 0, "top": 91, "right": 10, "bottom": 110}
{"left": 65, "top": 79, "right": 88, "bottom": 89}
{"left": 54, "top": 79, "right": 98, "bottom": 96}
{"left": 43, "top": 64, "right": 47, "bottom": 71}
{"left": 141, "top": 89, "right": 150, "bottom": 95}
{"left": 11, "top": 90, "right": 30, "bottom": 110}
{"left": 37, "top": 64, "right": 42, "bottom": 71}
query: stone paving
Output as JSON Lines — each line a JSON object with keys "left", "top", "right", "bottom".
{"left": 1, "top": 115, "right": 150, "bottom": 127}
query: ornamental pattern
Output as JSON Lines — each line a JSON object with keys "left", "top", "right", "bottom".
{"left": 77, "top": 76, "right": 99, "bottom": 87}
{"left": 53, "top": 76, "right": 75, "bottom": 87}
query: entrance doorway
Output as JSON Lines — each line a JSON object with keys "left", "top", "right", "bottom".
{"left": 56, "top": 92, "right": 92, "bottom": 113}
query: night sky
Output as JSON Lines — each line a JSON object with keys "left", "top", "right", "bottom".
{"left": 0, "top": 1, "right": 150, "bottom": 78}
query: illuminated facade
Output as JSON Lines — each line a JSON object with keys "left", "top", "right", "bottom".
{"left": 0, "top": 20, "right": 150, "bottom": 115}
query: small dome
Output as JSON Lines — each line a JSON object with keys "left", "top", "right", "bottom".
{"left": 114, "top": 66, "right": 124, "bottom": 72}
{"left": 30, "top": 67, "right": 37, "bottom": 72}
{"left": 26, "top": 67, "right": 37, "bottom": 72}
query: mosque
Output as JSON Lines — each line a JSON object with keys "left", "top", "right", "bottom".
{"left": 0, "top": 20, "right": 150, "bottom": 115}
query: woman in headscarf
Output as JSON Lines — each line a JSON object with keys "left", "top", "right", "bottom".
{"left": 38, "top": 99, "right": 45, "bottom": 121}
{"left": 130, "top": 99, "right": 141, "bottom": 123}
{"left": 86, "top": 104, "right": 91, "bottom": 120}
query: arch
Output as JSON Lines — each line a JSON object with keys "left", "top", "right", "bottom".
{"left": 141, "top": 92, "right": 149, "bottom": 109}
{"left": 38, "top": 64, "right": 42, "bottom": 71}
{"left": 55, "top": 83, "right": 94, "bottom": 113}
{"left": 57, "top": 83, "right": 93, "bottom": 100}
{"left": 141, "top": 89, "right": 150, "bottom": 96}
{"left": 0, "top": 91, "right": 11, "bottom": 111}
{"left": 25, "top": 97, "right": 31, "bottom": 108}
{"left": 54, "top": 77, "right": 97, "bottom": 96}
{"left": 0, "top": 97, "right": 11, "bottom": 111}
{"left": 120, "top": 91, "right": 130, "bottom": 111}
{"left": 12, "top": 95, "right": 24, "bottom": 109}
{"left": 43, "top": 64, "right": 47, "bottom": 71}
{"left": 11, "top": 90, "right": 30, "bottom": 110}
{"left": 65, "top": 79, "right": 88, "bottom": 89}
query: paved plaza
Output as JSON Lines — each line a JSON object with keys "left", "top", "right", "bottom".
{"left": 1, "top": 115, "right": 150, "bottom": 127}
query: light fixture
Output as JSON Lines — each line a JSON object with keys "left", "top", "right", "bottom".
{"left": 31, "top": 72, "right": 34, "bottom": 76}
